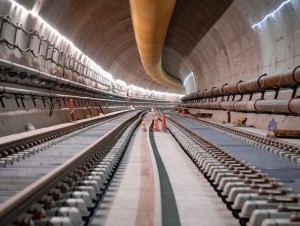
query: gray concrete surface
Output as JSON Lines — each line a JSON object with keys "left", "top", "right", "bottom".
{"left": 153, "top": 124, "right": 240, "bottom": 226}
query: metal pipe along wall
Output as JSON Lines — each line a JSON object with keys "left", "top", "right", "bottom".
{"left": 181, "top": 66, "right": 300, "bottom": 115}
{"left": 182, "top": 66, "right": 300, "bottom": 101}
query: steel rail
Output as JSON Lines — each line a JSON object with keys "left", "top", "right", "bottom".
{"left": 189, "top": 116, "right": 300, "bottom": 151}
{"left": 0, "top": 110, "right": 143, "bottom": 225}
{"left": 165, "top": 114, "right": 300, "bottom": 225}
{"left": 166, "top": 114, "right": 300, "bottom": 167}
{"left": 0, "top": 110, "right": 133, "bottom": 153}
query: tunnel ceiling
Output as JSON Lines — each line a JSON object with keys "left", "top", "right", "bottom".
{"left": 14, "top": 0, "right": 234, "bottom": 94}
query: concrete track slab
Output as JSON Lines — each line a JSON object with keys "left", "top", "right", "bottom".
{"left": 90, "top": 114, "right": 160, "bottom": 226}
{"left": 91, "top": 112, "right": 239, "bottom": 226}
{"left": 169, "top": 113, "right": 300, "bottom": 193}
{"left": 153, "top": 124, "right": 239, "bottom": 226}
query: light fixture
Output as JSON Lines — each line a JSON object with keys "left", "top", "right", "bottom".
{"left": 8, "top": 0, "right": 114, "bottom": 81}
{"left": 184, "top": 72, "right": 194, "bottom": 85}
{"left": 252, "top": 0, "right": 292, "bottom": 28}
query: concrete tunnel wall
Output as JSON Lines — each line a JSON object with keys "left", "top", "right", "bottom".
{"left": 1, "top": 0, "right": 299, "bottom": 94}
{"left": 0, "top": 0, "right": 184, "bottom": 94}
{"left": 1, "top": 0, "right": 300, "bottom": 133}
{"left": 177, "top": 0, "right": 300, "bottom": 131}
{"left": 187, "top": 0, "right": 300, "bottom": 92}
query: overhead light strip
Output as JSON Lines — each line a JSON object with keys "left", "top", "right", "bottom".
{"left": 184, "top": 72, "right": 193, "bottom": 85}
{"left": 10, "top": 0, "right": 86, "bottom": 63}
{"left": 9, "top": 0, "right": 115, "bottom": 80}
{"left": 252, "top": 0, "right": 291, "bottom": 28}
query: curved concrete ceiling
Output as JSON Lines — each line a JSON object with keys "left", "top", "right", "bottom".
{"left": 7, "top": 0, "right": 300, "bottom": 95}
{"left": 10, "top": 0, "right": 233, "bottom": 94}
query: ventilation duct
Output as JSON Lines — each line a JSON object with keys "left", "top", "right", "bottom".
{"left": 129, "top": 0, "right": 183, "bottom": 89}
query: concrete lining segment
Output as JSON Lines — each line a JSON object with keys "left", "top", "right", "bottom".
{"left": 153, "top": 120, "right": 239, "bottom": 226}
{"left": 4, "top": 0, "right": 300, "bottom": 94}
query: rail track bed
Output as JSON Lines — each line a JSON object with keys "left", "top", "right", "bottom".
{"left": 166, "top": 112, "right": 300, "bottom": 226}
{"left": 89, "top": 112, "right": 238, "bottom": 226}
{"left": 0, "top": 111, "right": 136, "bottom": 202}
{"left": 168, "top": 112, "right": 300, "bottom": 193}
{"left": 0, "top": 110, "right": 143, "bottom": 225}
{"left": 1, "top": 110, "right": 300, "bottom": 226}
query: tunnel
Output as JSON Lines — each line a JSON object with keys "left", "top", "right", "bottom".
{"left": 0, "top": 0, "right": 300, "bottom": 226}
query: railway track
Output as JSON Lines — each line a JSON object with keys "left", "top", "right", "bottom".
{"left": 1, "top": 110, "right": 299, "bottom": 226}
{"left": 190, "top": 115, "right": 300, "bottom": 165}
{"left": 0, "top": 110, "right": 134, "bottom": 165}
{"left": 90, "top": 112, "right": 239, "bottom": 226}
{"left": 0, "top": 110, "right": 144, "bottom": 226}
{"left": 165, "top": 112, "right": 300, "bottom": 226}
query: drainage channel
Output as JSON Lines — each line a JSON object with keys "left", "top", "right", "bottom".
{"left": 0, "top": 111, "right": 144, "bottom": 226}
{"left": 148, "top": 119, "right": 181, "bottom": 226}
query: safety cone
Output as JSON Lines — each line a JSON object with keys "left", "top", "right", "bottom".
{"left": 141, "top": 118, "right": 147, "bottom": 132}
{"left": 153, "top": 118, "right": 160, "bottom": 132}
{"left": 160, "top": 114, "right": 167, "bottom": 132}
